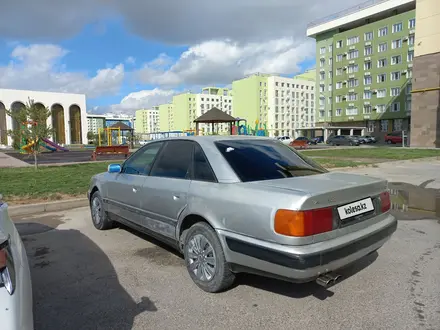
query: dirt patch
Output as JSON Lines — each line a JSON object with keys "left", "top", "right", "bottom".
{"left": 7, "top": 193, "right": 83, "bottom": 205}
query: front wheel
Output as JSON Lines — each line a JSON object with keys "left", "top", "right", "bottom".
{"left": 90, "top": 191, "right": 113, "bottom": 230}
{"left": 183, "top": 222, "right": 235, "bottom": 293}
{"left": 387, "top": 140, "right": 392, "bottom": 144}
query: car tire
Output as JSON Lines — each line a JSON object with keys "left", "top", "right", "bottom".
{"left": 387, "top": 140, "right": 392, "bottom": 144}
{"left": 183, "top": 222, "right": 235, "bottom": 293}
{"left": 90, "top": 191, "right": 113, "bottom": 230}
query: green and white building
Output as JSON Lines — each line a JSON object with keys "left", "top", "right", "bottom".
{"left": 307, "top": 0, "right": 416, "bottom": 140}
{"left": 232, "top": 70, "right": 317, "bottom": 137}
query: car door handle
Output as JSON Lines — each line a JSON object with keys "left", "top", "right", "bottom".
{"left": 132, "top": 187, "right": 137, "bottom": 193}
{"left": 173, "top": 195, "right": 180, "bottom": 200}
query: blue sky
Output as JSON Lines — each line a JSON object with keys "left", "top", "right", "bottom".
{"left": 0, "top": 0, "right": 362, "bottom": 114}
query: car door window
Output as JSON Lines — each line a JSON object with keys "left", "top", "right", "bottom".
{"left": 121, "top": 142, "right": 163, "bottom": 175}
{"left": 192, "top": 143, "right": 217, "bottom": 182}
{"left": 150, "top": 140, "right": 193, "bottom": 179}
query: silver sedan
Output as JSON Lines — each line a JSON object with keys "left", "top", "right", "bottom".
{"left": 88, "top": 136, "right": 397, "bottom": 292}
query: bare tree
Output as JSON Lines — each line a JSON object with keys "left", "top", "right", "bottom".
{"left": 6, "top": 99, "right": 53, "bottom": 169}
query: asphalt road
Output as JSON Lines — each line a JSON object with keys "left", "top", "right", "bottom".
{"left": 13, "top": 206, "right": 440, "bottom": 330}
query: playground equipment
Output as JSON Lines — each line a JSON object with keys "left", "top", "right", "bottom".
{"left": 19, "top": 120, "right": 69, "bottom": 153}
{"left": 98, "top": 127, "right": 121, "bottom": 146}
{"left": 232, "top": 119, "right": 268, "bottom": 136}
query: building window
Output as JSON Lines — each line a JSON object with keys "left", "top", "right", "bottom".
{"left": 347, "top": 36, "right": 360, "bottom": 45}
{"left": 377, "top": 89, "right": 387, "bottom": 98}
{"left": 365, "top": 32, "right": 373, "bottom": 41}
{"left": 406, "top": 100, "right": 412, "bottom": 111}
{"left": 348, "top": 64, "right": 359, "bottom": 73}
{"left": 319, "top": 110, "right": 325, "bottom": 117}
{"left": 336, "top": 40, "right": 343, "bottom": 48}
{"left": 378, "top": 27, "right": 388, "bottom": 37}
{"left": 407, "top": 69, "right": 413, "bottom": 78}
{"left": 377, "top": 105, "right": 386, "bottom": 114}
{"left": 364, "top": 75, "right": 372, "bottom": 85}
{"left": 367, "top": 121, "right": 375, "bottom": 132}
{"left": 377, "top": 74, "right": 386, "bottom": 83}
{"left": 336, "top": 109, "right": 342, "bottom": 116}
{"left": 346, "top": 107, "right": 358, "bottom": 115}
{"left": 392, "top": 22, "right": 403, "bottom": 33}
{"left": 378, "top": 58, "right": 387, "bottom": 68}
{"left": 320, "top": 72, "right": 325, "bottom": 80}
{"left": 364, "top": 90, "right": 372, "bottom": 99}
{"left": 391, "top": 71, "right": 401, "bottom": 81}
{"left": 364, "top": 61, "right": 372, "bottom": 70}
{"left": 329, "top": 57, "right": 333, "bottom": 66}
{"left": 407, "top": 83, "right": 413, "bottom": 94}
{"left": 328, "top": 45, "right": 333, "bottom": 52}
{"left": 378, "top": 42, "right": 387, "bottom": 52}
{"left": 348, "top": 93, "right": 358, "bottom": 101}
{"left": 348, "top": 79, "right": 359, "bottom": 88}
{"left": 336, "top": 68, "right": 343, "bottom": 75}
{"left": 320, "top": 47, "right": 326, "bottom": 54}
{"left": 409, "top": 18, "right": 416, "bottom": 29}
{"left": 328, "top": 110, "right": 333, "bottom": 117}
{"left": 393, "top": 119, "right": 403, "bottom": 131}
{"left": 364, "top": 105, "right": 372, "bottom": 114}
{"left": 408, "top": 34, "right": 415, "bottom": 46}
{"left": 392, "top": 39, "right": 402, "bottom": 49}
{"left": 391, "top": 55, "right": 402, "bottom": 65}
{"left": 380, "top": 119, "right": 388, "bottom": 132}
{"left": 391, "top": 102, "right": 400, "bottom": 112}
{"left": 336, "top": 82, "right": 343, "bottom": 89}
{"left": 319, "top": 84, "right": 325, "bottom": 92}
{"left": 364, "top": 45, "right": 373, "bottom": 56}
{"left": 336, "top": 95, "right": 343, "bottom": 103}
{"left": 347, "top": 49, "right": 359, "bottom": 59}
{"left": 337, "top": 54, "right": 343, "bottom": 62}
{"left": 408, "top": 50, "right": 414, "bottom": 62}
{"left": 391, "top": 87, "right": 400, "bottom": 96}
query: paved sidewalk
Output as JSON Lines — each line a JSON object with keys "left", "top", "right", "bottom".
{"left": 0, "top": 152, "right": 30, "bottom": 167}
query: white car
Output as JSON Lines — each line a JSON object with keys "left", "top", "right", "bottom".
{"left": 277, "top": 136, "right": 293, "bottom": 145}
{"left": 0, "top": 196, "right": 33, "bottom": 330}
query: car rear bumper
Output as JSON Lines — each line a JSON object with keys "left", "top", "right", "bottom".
{"left": 218, "top": 213, "right": 397, "bottom": 282}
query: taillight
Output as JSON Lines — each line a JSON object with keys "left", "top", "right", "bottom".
{"left": 274, "top": 207, "right": 334, "bottom": 237}
{"left": 380, "top": 191, "right": 391, "bottom": 213}
{"left": 0, "top": 235, "right": 15, "bottom": 295}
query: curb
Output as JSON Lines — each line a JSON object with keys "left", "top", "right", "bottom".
{"left": 8, "top": 198, "right": 88, "bottom": 217}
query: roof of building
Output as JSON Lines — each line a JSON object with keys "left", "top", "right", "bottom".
{"left": 193, "top": 107, "right": 237, "bottom": 123}
{"left": 109, "top": 121, "right": 133, "bottom": 130}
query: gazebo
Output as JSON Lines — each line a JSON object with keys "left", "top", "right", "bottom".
{"left": 109, "top": 121, "right": 134, "bottom": 148}
{"left": 193, "top": 107, "right": 237, "bottom": 135}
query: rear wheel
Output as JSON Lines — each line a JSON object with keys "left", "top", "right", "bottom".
{"left": 183, "top": 222, "right": 235, "bottom": 293}
{"left": 387, "top": 140, "right": 392, "bottom": 144}
{"left": 90, "top": 191, "right": 113, "bottom": 230}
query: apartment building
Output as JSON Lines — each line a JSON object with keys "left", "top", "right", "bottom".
{"left": 233, "top": 71, "right": 316, "bottom": 137}
{"left": 134, "top": 106, "right": 160, "bottom": 134}
{"left": 171, "top": 87, "right": 233, "bottom": 133}
{"left": 307, "top": 0, "right": 416, "bottom": 140}
{"left": 86, "top": 114, "right": 106, "bottom": 135}
{"left": 267, "top": 74, "right": 316, "bottom": 137}
{"left": 104, "top": 114, "right": 134, "bottom": 129}
{"left": 158, "top": 103, "right": 174, "bottom": 132}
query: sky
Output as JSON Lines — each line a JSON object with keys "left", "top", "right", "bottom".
{"left": 0, "top": 0, "right": 366, "bottom": 115}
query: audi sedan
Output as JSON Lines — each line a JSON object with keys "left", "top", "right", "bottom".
{"left": 88, "top": 136, "right": 397, "bottom": 293}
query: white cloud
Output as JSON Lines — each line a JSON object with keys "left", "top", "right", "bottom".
{"left": 0, "top": 44, "right": 125, "bottom": 98}
{"left": 136, "top": 38, "right": 315, "bottom": 87}
{"left": 90, "top": 88, "right": 177, "bottom": 114}
{"left": 125, "top": 56, "right": 136, "bottom": 65}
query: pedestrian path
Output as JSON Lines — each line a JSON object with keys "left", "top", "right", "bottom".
{"left": 0, "top": 152, "right": 31, "bottom": 167}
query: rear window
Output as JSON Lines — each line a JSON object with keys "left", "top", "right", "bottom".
{"left": 215, "top": 139, "right": 327, "bottom": 182}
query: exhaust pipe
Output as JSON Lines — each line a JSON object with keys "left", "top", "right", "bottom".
{"left": 316, "top": 273, "right": 342, "bottom": 288}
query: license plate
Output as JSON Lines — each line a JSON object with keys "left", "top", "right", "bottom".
{"left": 337, "top": 198, "right": 374, "bottom": 220}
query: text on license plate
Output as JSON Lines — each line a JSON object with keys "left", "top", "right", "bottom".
{"left": 337, "top": 198, "right": 374, "bottom": 220}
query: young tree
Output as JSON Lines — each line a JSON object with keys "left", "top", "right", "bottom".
{"left": 6, "top": 99, "right": 53, "bottom": 169}
{"left": 87, "top": 131, "right": 95, "bottom": 144}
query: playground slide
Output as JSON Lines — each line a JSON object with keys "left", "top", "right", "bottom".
{"left": 40, "top": 137, "right": 69, "bottom": 151}
{"left": 41, "top": 143, "right": 56, "bottom": 152}
{"left": 21, "top": 140, "right": 35, "bottom": 153}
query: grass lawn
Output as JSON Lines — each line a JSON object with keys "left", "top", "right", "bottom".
{"left": 301, "top": 147, "right": 440, "bottom": 160}
{"left": 313, "top": 158, "right": 371, "bottom": 169}
{"left": 0, "top": 162, "right": 118, "bottom": 203}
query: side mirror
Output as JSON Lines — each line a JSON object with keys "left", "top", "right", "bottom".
{"left": 108, "top": 164, "right": 122, "bottom": 173}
